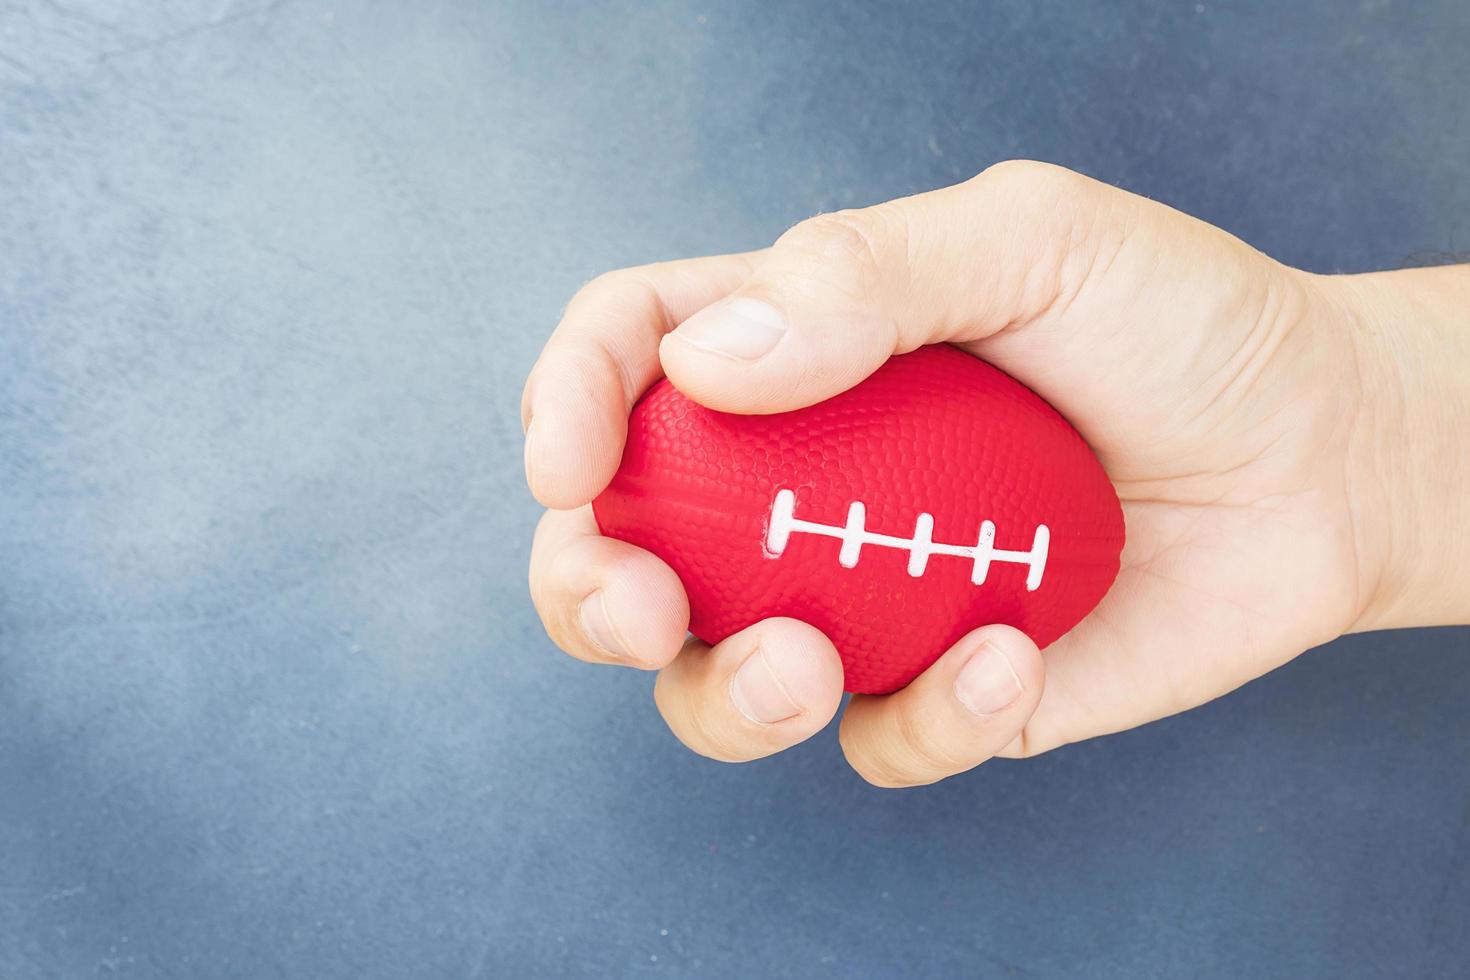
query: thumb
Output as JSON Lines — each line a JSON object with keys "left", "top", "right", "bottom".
{"left": 659, "top": 161, "right": 1113, "bottom": 414}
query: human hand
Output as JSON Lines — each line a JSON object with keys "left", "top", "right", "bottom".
{"left": 523, "top": 161, "right": 1470, "bottom": 786}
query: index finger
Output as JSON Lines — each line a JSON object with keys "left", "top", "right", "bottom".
{"left": 522, "top": 251, "right": 763, "bottom": 509}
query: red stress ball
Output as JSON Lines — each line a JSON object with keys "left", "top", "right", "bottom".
{"left": 593, "top": 343, "right": 1125, "bottom": 695}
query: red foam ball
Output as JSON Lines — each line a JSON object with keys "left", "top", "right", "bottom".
{"left": 593, "top": 343, "right": 1124, "bottom": 695}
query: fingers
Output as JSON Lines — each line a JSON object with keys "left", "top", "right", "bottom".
{"left": 656, "top": 161, "right": 1286, "bottom": 475}
{"left": 522, "top": 252, "right": 761, "bottom": 509}
{"left": 659, "top": 160, "right": 1114, "bottom": 415}
{"left": 531, "top": 508, "right": 846, "bottom": 760}
{"left": 654, "top": 618, "right": 845, "bottom": 763}
{"left": 529, "top": 505, "right": 690, "bottom": 669}
{"left": 839, "top": 625, "right": 1045, "bottom": 788}
{"left": 529, "top": 162, "right": 1275, "bottom": 507}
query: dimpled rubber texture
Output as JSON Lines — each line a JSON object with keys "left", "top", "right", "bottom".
{"left": 592, "top": 344, "right": 1125, "bottom": 695}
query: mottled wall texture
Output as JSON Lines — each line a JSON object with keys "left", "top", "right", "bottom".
{"left": 2, "top": 2, "right": 1467, "bottom": 977}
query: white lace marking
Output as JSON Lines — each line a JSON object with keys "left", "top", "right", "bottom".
{"left": 765, "top": 488, "right": 1049, "bottom": 591}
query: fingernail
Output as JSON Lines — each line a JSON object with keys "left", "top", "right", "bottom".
{"left": 954, "top": 641, "right": 1023, "bottom": 716}
{"left": 579, "top": 590, "right": 628, "bottom": 660}
{"left": 730, "top": 646, "right": 801, "bottom": 725}
{"left": 673, "top": 297, "right": 786, "bottom": 361}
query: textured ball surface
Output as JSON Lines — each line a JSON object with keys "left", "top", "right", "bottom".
{"left": 592, "top": 344, "right": 1125, "bottom": 695}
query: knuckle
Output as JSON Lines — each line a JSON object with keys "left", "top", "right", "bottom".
{"left": 539, "top": 534, "right": 592, "bottom": 595}
{"left": 890, "top": 702, "right": 965, "bottom": 777}
{"left": 544, "top": 538, "right": 645, "bottom": 611}
{"left": 975, "top": 159, "right": 1089, "bottom": 202}
{"left": 570, "top": 268, "right": 670, "bottom": 330}
{"left": 838, "top": 725, "right": 905, "bottom": 787}
{"left": 543, "top": 617, "right": 587, "bottom": 660}
{"left": 778, "top": 207, "right": 897, "bottom": 283}
{"left": 529, "top": 323, "right": 635, "bottom": 414}
{"left": 851, "top": 768, "right": 898, "bottom": 789}
{"left": 576, "top": 267, "right": 646, "bottom": 304}
{"left": 532, "top": 587, "right": 587, "bottom": 660}
{"left": 848, "top": 752, "right": 917, "bottom": 789}
{"left": 549, "top": 274, "right": 660, "bottom": 408}
{"left": 840, "top": 709, "right": 952, "bottom": 789}
{"left": 534, "top": 589, "right": 590, "bottom": 659}
{"left": 535, "top": 545, "right": 609, "bottom": 646}
{"left": 657, "top": 681, "right": 741, "bottom": 763}
{"left": 971, "top": 160, "right": 1112, "bottom": 323}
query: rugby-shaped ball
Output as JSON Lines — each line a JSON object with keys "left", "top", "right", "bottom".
{"left": 592, "top": 343, "right": 1124, "bottom": 695}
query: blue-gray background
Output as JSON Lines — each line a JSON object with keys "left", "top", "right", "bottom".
{"left": 2, "top": 1, "right": 1467, "bottom": 977}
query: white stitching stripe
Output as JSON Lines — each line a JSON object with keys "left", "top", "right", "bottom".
{"left": 765, "top": 488, "right": 1049, "bottom": 591}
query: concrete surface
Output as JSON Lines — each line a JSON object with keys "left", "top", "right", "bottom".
{"left": 2, "top": 1, "right": 1468, "bottom": 977}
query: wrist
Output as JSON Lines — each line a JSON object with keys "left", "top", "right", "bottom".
{"left": 1327, "top": 264, "right": 1470, "bottom": 632}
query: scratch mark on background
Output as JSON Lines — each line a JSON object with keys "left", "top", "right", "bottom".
{"left": 95, "top": 0, "right": 295, "bottom": 64}
{"left": 39, "top": 0, "right": 124, "bottom": 34}
{"left": 39, "top": 884, "right": 88, "bottom": 905}
{"left": 0, "top": 49, "right": 41, "bottom": 83}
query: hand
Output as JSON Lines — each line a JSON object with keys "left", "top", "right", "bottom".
{"left": 523, "top": 161, "right": 1470, "bottom": 787}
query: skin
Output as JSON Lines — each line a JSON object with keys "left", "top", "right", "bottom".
{"left": 523, "top": 161, "right": 1470, "bottom": 788}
